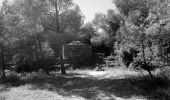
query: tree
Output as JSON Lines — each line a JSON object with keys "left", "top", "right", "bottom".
{"left": 113, "top": 0, "right": 152, "bottom": 17}
{"left": 0, "top": 0, "right": 49, "bottom": 75}
{"left": 0, "top": 43, "right": 5, "bottom": 78}
{"left": 12, "top": 0, "right": 50, "bottom": 74}
{"left": 0, "top": 0, "right": 18, "bottom": 78}
{"left": 51, "top": 0, "right": 69, "bottom": 74}
{"left": 6, "top": 0, "right": 83, "bottom": 75}
{"left": 113, "top": 0, "right": 170, "bottom": 77}
{"left": 45, "top": 0, "right": 83, "bottom": 74}
{"left": 107, "top": 9, "right": 120, "bottom": 33}
{"left": 0, "top": 1, "right": 10, "bottom": 78}
{"left": 92, "top": 13, "right": 118, "bottom": 55}
{"left": 78, "top": 22, "right": 96, "bottom": 44}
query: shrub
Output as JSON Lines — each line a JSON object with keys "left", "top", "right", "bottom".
{"left": 3, "top": 73, "right": 20, "bottom": 83}
{"left": 12, "top": 53, "right": 33, "bottom": 73}
{"left": 158, "top": 67, "right": 170, "bottom": 79}
{"left": 132, "top": 59, "right": 157, "bottom": 71}
{"left": 121, "top": 48, "right": 139, "bottom": 67}
{"left": 122, "top": 50, "right": 133, "bottom": 67}
{"left": 12, "top": 53, "right": 58, "bottom": 74}
{"left": 30, "top": 58, "right": 59, "bottom": 73}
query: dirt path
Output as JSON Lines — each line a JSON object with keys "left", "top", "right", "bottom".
{"left": 0, "top": 68, "right": 152, "bottom": 100}
{"left": 71, "top": 67, "right": 147, "bottom": 79}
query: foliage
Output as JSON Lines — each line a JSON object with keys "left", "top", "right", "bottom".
{"left": 2, "top": 73, "right": 20, "bottom": 83}
{"left": 78, "top": 22, "right": 96, "bottom": 44}
{"left": 12, "top": 53, "right": 58, "bottom": 73}
{"left": 113, "top": 0, "right": 154, "bottom": 17}
{"left": 12, "top": 53, "right": 33, "bottom": 73}
{"left": 112, "top": 0, "right": 170, "bottom": 77}
{"left": 0, "top": 0, "right": 85, "bottom": 75}
{"left": 120, "top": 48, "right": 139, "bottom": 67}
{"left": 157, "top": 29, "right": 170, "bottom": 67}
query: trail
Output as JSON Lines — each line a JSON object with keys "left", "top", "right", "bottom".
{"left": 0, "top": 68, "right": 152, "bottom": 100}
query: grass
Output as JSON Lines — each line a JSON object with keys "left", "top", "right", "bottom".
{"left": 0, "top": 68, "right": 170, "bottom": 100}
{"left": 129, "top": 75, "right": 170, "bottom": 100}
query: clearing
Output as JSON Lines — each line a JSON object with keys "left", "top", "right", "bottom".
{"left": 0, "top": 67, "right": 169, "bottom": 100}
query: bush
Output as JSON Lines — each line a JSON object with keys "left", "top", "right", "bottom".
{"left": 12, "top": 53, "right": 58, "bottom": 74}
{"left": 31, "top": 58, "right": 59, "bottom": 72}
{"left": 12, "top": 53, "right": 33, "bottom": 73}
{"left": 131, "top": 47, "right": 161, "bottom": 71}
{"left": 3, "top": 73, "right": 20, "bottom": 83}
{"left": 132, "top": 59, "right": 157, "bottom": 71}
{"left": 122, "top": 50, "right": 133, "bottom": 67}
{"left": 121, "top": 48, "right": 139, "bottom": 67}
{"left": 158, "top": 67, "right": 170, "bottom": 79}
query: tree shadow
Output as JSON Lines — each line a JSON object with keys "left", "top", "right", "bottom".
{"left": 0, "top": 73, "right": 170, "bottom": 100}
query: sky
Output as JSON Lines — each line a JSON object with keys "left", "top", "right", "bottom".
{"left": 73, "top": 0, "right": 116, "bottom": 23}
{"left": 0, "top": 0, "right": 2, "bottom": 6}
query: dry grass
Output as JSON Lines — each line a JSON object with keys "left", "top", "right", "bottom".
{"left": 0, "top": 85, "right": 86, "bottom": 100}
{"left": 0, "top": 67, "right": 169, "bottom": 100}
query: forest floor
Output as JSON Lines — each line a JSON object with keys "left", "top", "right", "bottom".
{"left": 0, "top": 67, "right": 170, "bottom": 100}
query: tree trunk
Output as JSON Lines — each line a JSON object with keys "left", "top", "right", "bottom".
{"left": 59, "top": 39, "right": 66, "bottom": 75}
{"left": 55, "top": 0, "right": 66, "bottom": 75}
{"left": 142, "top": 43, "right": 153, "bottom": 78}
{"left": 1, "top": 46, "right": 6, "bottom": 78}
{"left": 36, "top": 35, "right": 49, "bottom": 75}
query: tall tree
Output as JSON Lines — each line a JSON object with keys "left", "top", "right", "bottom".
{"left": 0, "top": 0, "right": 18, "bottom": 78}
{"left": 8, "top": 0, "right": 83, "bottom": 74}
{"left": 113, "top": 0, "right": 170, "bottom": 77}
{"left": 15, "top": 0, "right": 49, "bottom": 73}
{"left": 78, "top": 22, "right": 96, "bottom": 44}
{"left": 45, "top": 0, "right": 83, "bottom": 74}
{"left": 92, "top": 13, "right": 117, "bottom": 55}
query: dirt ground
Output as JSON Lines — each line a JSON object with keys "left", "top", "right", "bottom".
{"left": 0, "top": 67, "right": 169, "bottom": 100}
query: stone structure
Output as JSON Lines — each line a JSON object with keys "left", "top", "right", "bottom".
{"left": 64, "top": 41, "right": 92, "bottom": 66}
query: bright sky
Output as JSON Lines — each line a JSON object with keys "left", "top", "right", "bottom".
{"left": 0, "top": 0, "right": 2, "bottom": 6}
{"left": 73, "top": 0, "right": 116, "bottom": 23}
